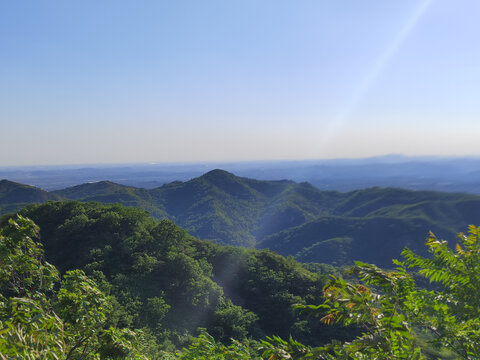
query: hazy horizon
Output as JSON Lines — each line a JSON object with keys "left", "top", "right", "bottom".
{"left": 2, "top": 153, "right": 480, "bottom": 169}
{"left": 2, "top": 1, "right": 480, "bottom": 166}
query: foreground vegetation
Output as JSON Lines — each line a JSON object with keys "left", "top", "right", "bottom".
{"left": 1, "top": 202, "right": 480, "bottom": 358}
{"left": 16, "top": 201, "right": 347, "bottom": 348}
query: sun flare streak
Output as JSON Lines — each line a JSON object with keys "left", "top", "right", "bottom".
{"left": 319, "top": 0, "right": 435, "bottom": 150}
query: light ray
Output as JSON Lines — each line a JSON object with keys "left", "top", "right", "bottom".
{"left": 318, "top": 0, "right": 435, "bottom": 151}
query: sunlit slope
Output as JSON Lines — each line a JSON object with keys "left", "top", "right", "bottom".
{"left": 52, "top": 169, "right": 338, "bottom": 246}
{"left": 148, "top": 169, "right": 268, "bottom": 246}
{"left": 149, "top": 170, "right": 340, "bottom": 246}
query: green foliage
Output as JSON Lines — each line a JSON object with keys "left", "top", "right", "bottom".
{"left": 0, "top": 215, "right": 59, "bottom": 298}
{"left": 0, "top": 296, "right": 65, "bottom": 360}
{"left": 5, "top": 200, "right": 480, "bottom": 359}
{"left": 202, "top": 244, "right": 336, "bottom": 343}
{"left": 0, "top": 215, "right": 155, "bottom": 359}
{"left": 401, "top": 226, "right": 480, "bottom": 359}
{"left": 209, "top": 299, "right": 259, "bottom": 341}
{"left": 55, "top": 270, "right": 113, "bottom": 359}
{"left": 299, "top": 264, "right": 423, "bottom": 359}
{"left": 265, "top": 225, "right": 480, "bottom": 359}
{"left": 259, "top": 335, "right": 314, "bottom": 360}
{"left": 19, "top": 201, "right": 334, "bottom": 347}
{"left": 175, "top": 329, "right": 260, "bottom": 360}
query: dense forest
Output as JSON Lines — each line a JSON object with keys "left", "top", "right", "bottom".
{"left": 2, "top": 171, "right": 480, "bottom": 358}
{"left": 1, "top": 200, "right": 480, "bottom": 358}
{"left": 2, "top": 170, "right": 480, "bottom": 267}
{"left": 16, "top": 201, "right": 349, "bottom": 346}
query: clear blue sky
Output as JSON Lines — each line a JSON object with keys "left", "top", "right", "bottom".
{"left": 1, "top": 0, "right": 479, "bottom": 166}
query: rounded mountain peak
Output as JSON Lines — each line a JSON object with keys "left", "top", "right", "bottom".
{"left": 202, "top": 169, "right": 235, "bottom": 179}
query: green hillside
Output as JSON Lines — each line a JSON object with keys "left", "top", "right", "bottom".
{"left": 2, "top": 198, "right": 475, "bottom": 359}
{"left": 3, "top": 171, "right": 480, "bottom": 267}
{"left": 51, "top": 170, "right": 336, "bottom": 247}
{"left": 258, "top": 215, "right": 455, "bottom": 267}
{"left": 15, "top": 201, "right": 351, "bottom": 347}
{"left": 53, "top": 180, "right": 167, "bottom": 219}
{"left": 0, "top": 179, "right": 62, "bottom": 214}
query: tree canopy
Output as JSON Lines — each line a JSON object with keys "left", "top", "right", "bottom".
{"left": 2, "top": 202, "right": 480, "bottom": 359}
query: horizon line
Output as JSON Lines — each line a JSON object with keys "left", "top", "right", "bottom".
{"left": 2, "top": 154, "right": 480, "bottom": 169}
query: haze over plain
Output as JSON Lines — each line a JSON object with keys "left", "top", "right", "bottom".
{"left": 1, "top": 0, "right": 479, "bottom": 166}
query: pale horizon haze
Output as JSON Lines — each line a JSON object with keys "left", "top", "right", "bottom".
{"left": 1, "top": 1, "right": 480, "bottom": 166}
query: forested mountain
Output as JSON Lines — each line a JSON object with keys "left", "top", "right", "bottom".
{"left": 3, "top": 156, "right": 480, "bottom": 193}
{"left": 54, "top": 180, "right": 168, "bottom": 219}
{"left": 2, "top": 201, "right": 477, "bottom": 358}
{"left": 51, "top": 169, "right": 335, "bottom": 247}
{"left": 10, "top": 201, "right": 353, "bottom": 349}
{"left": 259, "top": 215, "right": 453, "bottom": 266}
{"left": 0, "top": 179, "right": 62, "bottom": 214}
{"left": 2, "top": 170, "right": 480, "bottom": 267}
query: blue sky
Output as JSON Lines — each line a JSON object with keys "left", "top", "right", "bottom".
{"left": 1, "top": 1, "right": 479, "bottom": 166}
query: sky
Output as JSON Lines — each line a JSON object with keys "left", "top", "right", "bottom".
{"left": 1, "top": 0, "right": 480, "bottom": 166}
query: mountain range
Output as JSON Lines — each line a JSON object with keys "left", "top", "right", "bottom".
{"left": 2, "top": 169, "right": 480, "bottom": 267}
{"left": 3, "top": 156, "right": 480, "bottom": 193}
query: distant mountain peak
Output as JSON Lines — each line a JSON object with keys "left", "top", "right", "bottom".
{"left": 198, "top": 169, "right": 245, "bottom": 187}
{"left": 0, "top": 179, "right": 41, "bottom": 191}
{"left": 202, "top": 169, "right": 235, "bottom": 178}
{"left": 88, "top": 180, "right": 117, "bottom": 186}
{"left": 0, "top": 179, "right": 60, "bottom": 205}
{"left": 0, "top": 179, "right": 25, "bottom": 186}
{"left": 64, "top": 180, "right": 124, "bottom": 190}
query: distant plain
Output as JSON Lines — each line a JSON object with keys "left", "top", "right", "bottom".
{"left": 2, "top": 155, "right": 480, "bottom": 193}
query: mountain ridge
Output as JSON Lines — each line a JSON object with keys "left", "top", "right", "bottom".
{"left": 0, "top": 179, "right": 62, "bottom": 213}
{"left": 2, "top": 170, "right": 480, "bottom": 266}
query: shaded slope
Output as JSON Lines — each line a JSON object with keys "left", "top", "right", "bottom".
{"left": 333, "top": 187, "right": 473, "bottom": 217}
{"left": 0, "top": 179, "right": 62, "bottom": 214}
{"left": 331, "top": 187, "right": 480, "bottom": 235}
{"left": 255, "top": 182, "right": 340, "bottom": 239}
{"left": 259, "top": 215, "right": 456, "bottom": 267}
